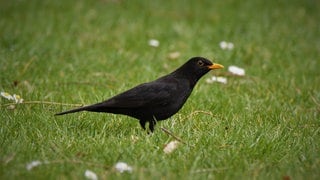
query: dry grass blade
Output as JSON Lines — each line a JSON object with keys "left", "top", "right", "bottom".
{"left": 160, "top": 127, "right": 187, "bottom": 145}
{"left": 0, "top": 101, "right": 84, "bottom": 107}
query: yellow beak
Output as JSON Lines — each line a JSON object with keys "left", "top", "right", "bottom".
{"left": 208, "top": 63, "right": 224, "bottom": 69}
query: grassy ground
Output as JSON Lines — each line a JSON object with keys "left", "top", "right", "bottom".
{"left": 1, "top": 0, "right": 319, "bottom": 179}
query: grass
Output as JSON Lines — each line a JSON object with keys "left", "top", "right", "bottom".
{"left": 1, "top": 0, "right": 319, "bottom": 179}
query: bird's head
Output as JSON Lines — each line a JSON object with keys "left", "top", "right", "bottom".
{"left": 181, "top": 56, "right": 224, "bottom": 77}
{"left": 192, "top": 56, "right": 224, "bottom": 71}
{"left": 171, "top": 57, "right": 224, "bottom": 86}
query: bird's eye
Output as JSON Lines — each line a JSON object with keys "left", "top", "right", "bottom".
{"left": 197, "top": 60, "right": 204, "bottom": 67}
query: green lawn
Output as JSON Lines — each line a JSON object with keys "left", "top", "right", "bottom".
{"left": 1, "top": 0, "right": 319, "bottom": 179}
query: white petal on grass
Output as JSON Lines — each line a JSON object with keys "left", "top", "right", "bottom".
{"left": 85, "top": 170, "right": 98, "bottom": 180}
{"left": 13, "top": 94, "right": 24, "bottom": 103}
{"left": 228, "top": 66, "right": 245, "bottom": 76}
{"left": 163, "top": 140, "right": 180, "bottom": 154}
{"left": 1, "top": 92, "right": 14, "bottom": 100}
{"left": 131, "top": 135, "right": 139, "bottom": 143}
{"left": 148, "top": 39, "right": 160, "bottom": 47}
{"left": 26, "top": 160, "right": 42, "bottom": 171}
{"left": 215, "top": 76, "right": 228, "bottom": 84}
{"left": 1, "top": 92, "right": 24, "bottom": 103}
{"left": 219, "top": 41, "right": 228, "bottom": 49}
{"left": 7, "top": 104, "right": 16, "bottom": 110}
{"left": 168, "top": 51, "right": 181, "bottom": 59}
{"left": 227, "top": 42, "right": 234, "bottom": 50}
{"left": 26, "top": 160, "right": 49, "bottom": 170}
{"left": 219, "top": 41, "right": 234, "bottom": 50}
{"left": 205, "top": 78, "right": 213, "bottom": 84}
{"left": 206, "top": 76, "right": 228, "bottom": 84}
{"left": 114, "top": 162, "right": 133, "bottom": 173}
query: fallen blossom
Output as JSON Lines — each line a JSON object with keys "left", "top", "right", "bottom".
{"left": 13, "top": 94, "right": 24, "bottom": 103}
{"left": 228, "top": 66, "right": 245, "bottom": 76}
{"left": 131, "top": 135, "right": 139, "bottom": 143}
{"left": 168, "top": 51, "right": 180, "bottom": 59}
{"left": 206, "top": 76, "right": 228, "bottom": 84}
{"left": 7, "top": 105, "right": 16, "bottom": 110}
{"left": 219, "top": 41, "right": 234, "bottom": 50}
{"left": 26, "top": 160, "right": 43, "bottom": 171}
{"left": 114, "top": 162, "right": 133, "bottom": 173}
{"left": 148, "top": 39, "right": 160, "bottom": 47}
{"left": 85, "top": 169, "right": 98, "bottom": 180}
{"left": 1, "top": 92, "right": 24, "bottom": 103}
{"left": 1, "top": 92, "right": 14, "bottom": 100}
{"left": 163, "top": 140, "right": 180, "bottom": 154}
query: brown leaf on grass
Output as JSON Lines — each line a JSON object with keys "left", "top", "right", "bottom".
{"left": 282, "top": 175, "right": 291, "bottom": 180}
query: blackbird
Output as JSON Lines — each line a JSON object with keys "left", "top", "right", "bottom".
{"left": 55, "top": 57, "right": 224, "bottom": 132}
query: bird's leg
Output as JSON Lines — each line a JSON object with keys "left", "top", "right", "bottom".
{"left": 149, "top": 121, "right": 155, "bottom": 133}
{"left": 149, "top": 117, "right": 158, "bottom": 133}
{"left": 139, "top": 120, "right": 147, "bottom": 130}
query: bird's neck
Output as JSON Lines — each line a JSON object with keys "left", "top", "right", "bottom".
{"left": 170, "top": 70, "right": 199, "bottom": 88}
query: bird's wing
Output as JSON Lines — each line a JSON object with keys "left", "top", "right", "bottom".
{"left": 101, "top": 80, "right": 177, "bottom": 108}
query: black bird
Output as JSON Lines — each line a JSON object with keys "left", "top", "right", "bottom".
{"left": 55, "top": 57, "right": 224, "bottom": 132}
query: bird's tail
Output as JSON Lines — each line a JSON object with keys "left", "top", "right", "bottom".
{"left": 55, "top": 102, "right": 107, "bottom": 116}
{"left": 55, "top": 106, "right": 89, "bottom": 116}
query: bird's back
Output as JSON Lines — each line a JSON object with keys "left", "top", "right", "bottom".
{"left": 90, "top": 75, "right": 193, "bottom": 121}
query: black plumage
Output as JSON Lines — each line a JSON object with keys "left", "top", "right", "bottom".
{"left": 55, "top": 57, "right": 223, "bottom": 132}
